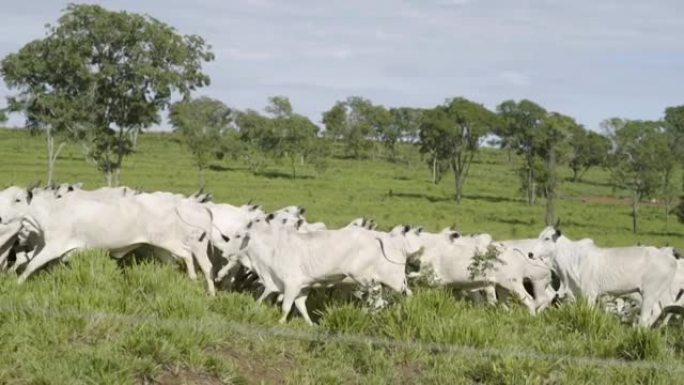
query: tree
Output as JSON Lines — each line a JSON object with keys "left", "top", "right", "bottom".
{"left": 383, "top": 107, "right": 422, "bottom": 162}
{"left": 568, "top": 128, "right": 611, "bottom": 182}
{"left": 496, "top": 100, "right": 548, "bottom": 205}
{"left": 663, "top": 106, "right": 684, "bottom": 226}
{"left": 169, "top": 97, "right": 232, "bottom": 188}
{"left": 321, "top": 96, "right": 383, "bottom": 159}
{"left": 1, "top": 4, "right": 213, "bottom": 186}
{"left": 234, "top": 109, "right": 274, "bottom": 174}
{"left": 265, "top": 96, "right": 321, "bottom": 179}
{"left": 535, "top": 113, "right": 574, "bottom": 225}
{"left": 419, "top": 97, "right": 497, "bottom": 203}
{"left": 607, "top": 119, "right": 668, "bottom": 233}
{"left": 0, "top": 109, "right": 7, "bottom": 124}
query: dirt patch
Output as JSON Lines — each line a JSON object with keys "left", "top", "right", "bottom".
{"left": 209, "top": 345, "right": 296, "bottom": 385}
{"left": 396, "top": 360, "right": 424, "bottom": 384}
{"left": 579, "top": 195, "right": 661, "bottom": 207}
{"left": 139, "top": 367, "right": 224, "bottom": 385}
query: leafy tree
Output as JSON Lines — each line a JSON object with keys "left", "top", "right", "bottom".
{"left": 535, "top": 113, "right": 574, "bottom": 225}
{"left": 234, "top": 109, "right": 274, "bottom": 174}
{"left": 419, "top": 97, "right": 497, "bottom": 203}
{"left": 321, "top": 96, "right": 384, "bottom": 159}
{"left": 1, "top": 4, "right": 213, "bottom": 186}
{"left": 419, "top": 108, "right": 452, "bottom": 184}
{"left": 663, "top": 106, "right": 684, "bottom": 225}
{"left": 496, "top": 100, "right": 548, "bottom": 205}
{"left": 607, "top": 119, "right": 668, "bottom": 233}
{"left": 169, "top": 97, "right": 232, "bottom": 188}
{"left": 265, "top": 96, "right": 322, "bottom": 179}
{"left": 0, "top": 108, "right": 7, "bottom": 124}
{"left": 383, "top": 107, "right": 423, "bottom": 162}
{"left": 568, "top": 128, "right": 611, "bottom": 182}
{"left": 1, "top": 33, "right": 93, "bottom": 185}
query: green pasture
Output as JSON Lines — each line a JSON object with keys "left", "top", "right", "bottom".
{"left": 0, "top": 128, "right": 683, "bottom": 384}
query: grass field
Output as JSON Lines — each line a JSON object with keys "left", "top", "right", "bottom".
{"left": 1, "top": 128, "right": 683, "bottom": 384}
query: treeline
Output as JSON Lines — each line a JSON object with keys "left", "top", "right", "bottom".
{"left": 0, "top": 4, "right": 683, "bottom": 233}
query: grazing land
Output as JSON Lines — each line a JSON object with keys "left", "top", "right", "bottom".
{"left": 0, "top": 128, "right": 683, "bottom": 384}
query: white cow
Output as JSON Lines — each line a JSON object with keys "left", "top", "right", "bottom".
{"left": 272, "top": 206, "right": 327, "bottom": 232}
{"left": 408, "top": 229, "right": 553, "bottom": 314}
{"left": 530, "top": 226, "right": 677, "bottom": 327}
{"left": 0, "top": 220, "right": 23, "bottom": 269}
{"left": 222, "top": 218, "right": 420, "bottom": 325}
{"left": 0, "top": 186, "right": 219, "bottom": 295}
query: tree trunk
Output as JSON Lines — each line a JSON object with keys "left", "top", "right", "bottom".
{"left": 105, "top": 169, "right": 113, "bottom": 187}
{"left": 454, "top": 169, "right": 464, "bottom": 204}
{"left": 198, "top": 167, "right": 206, "bottom": 189}
{"left": 527, "top": 165, "right": 535, "bottom": 205}
{"left": 664, "top": 169, "right": 672, "bottom": 230}
{"left": 432, "top": 157, "right": 437, "bottom": 184}
{"left": 113, "top": 167, "right": 121, "bottom": 187}
{"left": 291, "top": 157, "right": 296, "bottom": 180}
{"left": 571, "top": 167, "right": 579, "bottom": 183}
{"left": 544, "top": 150, "right": 557, "bottom": 226}
{"left": 632, "top": 191, "right": 639, "bottom": 234}
{"left": 45, "top": 129, "right": 65, "bottom": 187}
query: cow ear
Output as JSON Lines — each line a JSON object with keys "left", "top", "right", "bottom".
{"left": 296, "top": 218, "right": 304, "bottom": 230}
{"left": 415, "top": 226, "right": 424, "bottom": 235}
{"left": 402, "top": 225, "right": 410, "bottom": 234}
{"left": 449, "top": 232, "right": 461, "bottom": 241}
{"left": 26, "top": 189, "right": 33, "bottom": 204}
{"left": 265, "top": 213, "right": 275, "bottom": 224}
{"left": 221, "top": 234, "right": 230, "bottom": 242}
{"left": 552, "top": 229, "right": 561, "bottom": 242}
{"left": 299, "top": 206, "right": 306, "bottom": 216}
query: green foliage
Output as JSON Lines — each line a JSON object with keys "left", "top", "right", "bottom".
{"left": 568, "top": 127, "right": 611, "bottom": 182}
{"left": 467, "top": 244, "right": 501, "bottom": 280}
{"left": 1, "top": 4, "right": 214, "bottom": 186}
{"left": 496, "top": 99, "right": 548, "bottom": 206}
{"left": 0, "top": 108, "right": 7, "bottom": 124}
{"left": 607, "top": 119, "right": 670, "bottom": 233}
{"left": 321, "top": 96, "right": 390, "bottom": 159}
{"left": 419, "top": 97, "right": 498, "bottom": 203}
{"left": 169, "top": 97, "right": 232, "bottom": 187}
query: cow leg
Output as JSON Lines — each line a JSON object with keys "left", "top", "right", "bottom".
{"left": 256, "top": 287, "right": 275, "bottom": 303}
{"left": 192, "top": 248, "right": 216, "bottom": 296}
{"left": 18, "top": 244, "right": 76, "bottom": 283}
{"left": 483, "top": 286, "right": 498, "bottom": 305}
{"left": 294, "top": 294, "right": 313, "bottom": 326}
{"left": 215, "top": 259, "right": 238, "bottom": 282}
{"left": 279, "top": 287, "right": 300, "bottom": 324}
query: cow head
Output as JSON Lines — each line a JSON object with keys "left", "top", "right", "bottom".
{"left": 0, "top": 186, "right": 33, "bottom": 224}
{"left": 530, "top": 226, "right": 563, "bottom": 265}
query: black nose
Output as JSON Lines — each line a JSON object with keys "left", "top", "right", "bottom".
{"left": 528, "top": 252, "right": 534, "bottom": 259}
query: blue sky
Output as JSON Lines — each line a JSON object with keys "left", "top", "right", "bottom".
{"left": 1, "top": 0, "right": 682, "bottom": 131}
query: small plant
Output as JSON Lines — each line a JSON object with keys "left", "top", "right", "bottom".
{"left": 468, "top": 245, "right": 502, "bottom": 280}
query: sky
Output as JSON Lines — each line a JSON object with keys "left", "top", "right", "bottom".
{"left": 0, "top": 0, "right": 682, "bottom": 131}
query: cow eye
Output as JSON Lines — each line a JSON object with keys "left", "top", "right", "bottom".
{"left": 236, "top": 235, "right": 241, "bottom": 239}
{"left": 544, "top": 237, "right": 550, "bottom": 241}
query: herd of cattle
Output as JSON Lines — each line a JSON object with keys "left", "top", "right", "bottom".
{"left": 0, "top": 184, "right": 683, "bottom": 327}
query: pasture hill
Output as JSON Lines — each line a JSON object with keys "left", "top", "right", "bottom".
{"left": 0, "top": 127, "right": 683, "bottom": 384}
